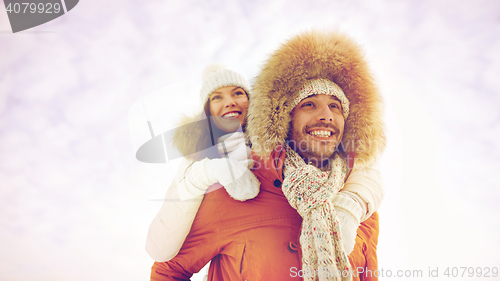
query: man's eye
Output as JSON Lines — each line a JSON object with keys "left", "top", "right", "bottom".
{"left": 330, "top": 103, "right": 340, "bottom": 109}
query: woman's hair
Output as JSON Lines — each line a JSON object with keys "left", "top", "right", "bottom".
{"left": 203, "top": 100, "right": 223, "bottom": 147}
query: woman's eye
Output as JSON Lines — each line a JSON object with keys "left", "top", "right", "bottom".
{"left": 330, "top": 103, "right": 340, "bottom": 109}
{"left": 235, "top": 91, "right": 245, "bottom": 96}
{"left": 302, "top": 102, "right": 313, "bottom": 107}
{"left": 211, "top": 95, "right": 221, "bottom": 101}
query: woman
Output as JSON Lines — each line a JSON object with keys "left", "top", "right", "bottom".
{"left": 146, "top": 64, "right": 260, "bottom": 261}
{"left": 147, "top": 64, "right": 383, "bottom": 277}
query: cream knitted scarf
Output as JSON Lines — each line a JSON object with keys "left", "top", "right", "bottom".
{"left": 282, "top": 144, "right": 352, "bottom": 281}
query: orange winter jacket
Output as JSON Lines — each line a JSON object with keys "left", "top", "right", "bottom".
{"left": 151, "top": 149, "right": 379, "bottom": 281}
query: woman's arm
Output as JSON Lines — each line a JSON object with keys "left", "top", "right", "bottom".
{"left": 333, "top": 160, "right": 384, "bottom": 255}
{"left": 146, "top": 159, "right": 204, "bottom": 262}
{"left": 150, "top": 185, "right": 222, "bottom": 281}
{"left": 146, "top": 156, "right": 260, "bottom": 262}
{"left": 342, "top": 160, "right": 384, "bottom": 221}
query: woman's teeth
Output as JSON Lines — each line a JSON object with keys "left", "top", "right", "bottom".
{"left": 309, "top": 130, "right": 332, "bottom": 137}
{"left": 223, "top": 112, "right": 239, "bottom": 118}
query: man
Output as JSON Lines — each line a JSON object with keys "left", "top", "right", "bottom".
{"left": 246, "top": 30, "right": 385, "bottom": 280}
{"left": 151, "top": 30, "right": 384, "bottom": 281}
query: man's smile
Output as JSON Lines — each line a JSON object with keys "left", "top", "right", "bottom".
{"left": 307, "top": 129, "right": 334, "bottom": 139}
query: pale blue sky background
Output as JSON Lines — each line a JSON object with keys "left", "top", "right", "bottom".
{"left": 1, "top": 1, "right": 499, "bottom": 280}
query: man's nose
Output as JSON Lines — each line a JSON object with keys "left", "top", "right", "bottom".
{"left": 317, "top": 104, "right": 334, "bottom": 122}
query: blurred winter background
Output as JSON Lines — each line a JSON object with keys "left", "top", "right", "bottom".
{"left": 1, "top": 0, "right": 499, "bottom": 280}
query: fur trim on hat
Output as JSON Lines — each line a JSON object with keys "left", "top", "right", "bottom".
{"left": 246, "top": 30, "right": 385, "bottom": 169}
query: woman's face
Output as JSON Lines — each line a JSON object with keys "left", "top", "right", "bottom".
{"left": 209, "top": 86, "right": 249, "bottom": 133}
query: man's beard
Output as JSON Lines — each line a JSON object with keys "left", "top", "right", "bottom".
{"left": 288, "top": 122, "right": 342, "bottom": 166}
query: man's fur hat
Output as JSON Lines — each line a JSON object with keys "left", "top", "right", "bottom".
{"left": 246, "top": 30, "right": 385, "bottom": 168}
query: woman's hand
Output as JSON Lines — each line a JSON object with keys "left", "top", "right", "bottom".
{"left": 187, "top": 157, "right": 260, "bottom": 201}
{"left": 208, "top": 158, "right": 259, "bottom": 201}
{"left": 217, "top": 132, "right": 251, "bottom": 161}
{"left": 331, "top": 192, "right": 364, "bottom": 255}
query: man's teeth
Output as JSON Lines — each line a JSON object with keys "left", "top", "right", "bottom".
{"left": 309, "top": 130, "right": 332, "bottom": 137}
{"left": 223, "top": 112, "right": 239, "bottom": 118}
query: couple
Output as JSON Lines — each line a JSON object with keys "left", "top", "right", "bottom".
{"left": 146, "top": 30, "right": 385, "bottom": 281}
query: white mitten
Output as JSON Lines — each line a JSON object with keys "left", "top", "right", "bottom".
{"left": 186, "top": 157, "right": 259, "bottom": 201}
{"left": 217, "top": 132, "right": 251, "bottom": 161}
{"left": 332, "top": 192, "right": 364, "bottom": 255}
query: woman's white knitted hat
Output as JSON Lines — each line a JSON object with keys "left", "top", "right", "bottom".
{"left": 199, "top": 64, "right": 251, "bottom": 105}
